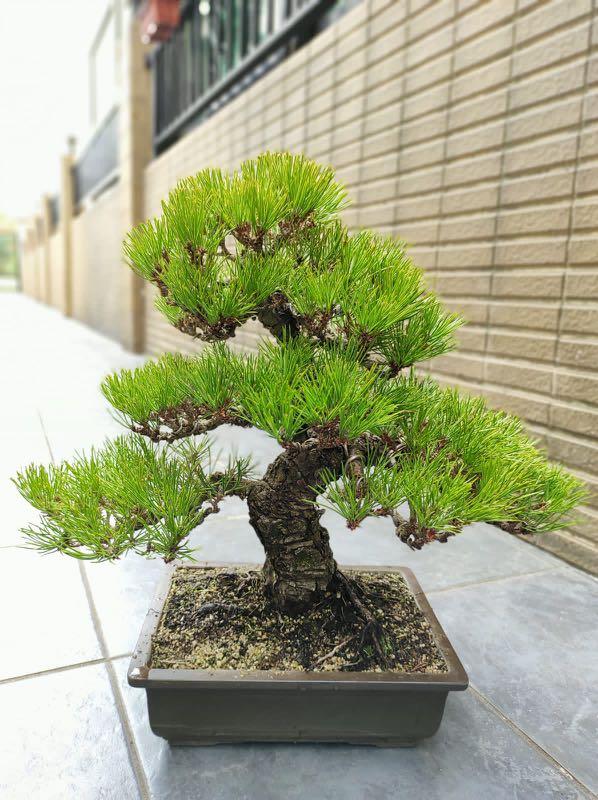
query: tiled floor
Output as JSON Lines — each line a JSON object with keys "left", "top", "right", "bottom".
{"left": 1, "top": 293, "right": 597, "bottom": 800}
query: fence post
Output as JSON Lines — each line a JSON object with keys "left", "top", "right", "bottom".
{"left": 119, "top": 5, "right": 152, "bottom": 353}
{"left": 25, "top": 228, "right": 35, "bottom": 296}
{"left": 60, "top": 139, "right": 76, "bottom": 317}
{"left": 36, "top": 219, "right": 44, "bottom": 301}
{"left": 41, "top": 196, "right": 53, "bottom": 306}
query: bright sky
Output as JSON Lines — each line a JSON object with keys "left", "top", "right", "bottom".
{"left": 0, "top": 0, "right": 108, "bottom": 220}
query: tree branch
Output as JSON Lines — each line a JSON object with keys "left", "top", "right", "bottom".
{"left": 132, "top": 401, "right": 251, "bottom": 443}
{"left": 256, "top": 292, "right": 300, "bottom": 339}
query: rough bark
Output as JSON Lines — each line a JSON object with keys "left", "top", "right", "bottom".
{"left": 246, "top": 443, "right": 345, "bottom": 610}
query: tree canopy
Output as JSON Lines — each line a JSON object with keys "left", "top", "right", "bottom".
{"left": 14, "top": 153, "right": 585, "bottom": 562}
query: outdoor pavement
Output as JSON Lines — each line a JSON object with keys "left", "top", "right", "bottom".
{"left": 1, "top": 292, "right": 597, "bottom": 800}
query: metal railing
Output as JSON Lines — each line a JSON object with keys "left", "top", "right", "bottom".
{"left": 152, "top": 0, "right": 339, "bottom": 152}
{"left": 73, "top": 105, "right": 120, "bottom": 206}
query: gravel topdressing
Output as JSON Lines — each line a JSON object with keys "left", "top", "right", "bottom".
{"left": 151, "top": 567, "right": 448, "bottom": 674}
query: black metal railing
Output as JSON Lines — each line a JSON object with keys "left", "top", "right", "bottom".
{"left": 73, "top": 105, "right": 120, "bottom": 206}
{"left": 153, "top": 0, "right": 339, "bottom": 152}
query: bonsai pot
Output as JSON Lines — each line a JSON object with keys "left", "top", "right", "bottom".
{"left": 128, "top": 564, "right": 468, "bottom": 746}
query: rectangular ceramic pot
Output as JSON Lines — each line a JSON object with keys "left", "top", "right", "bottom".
{"left": 128, "top": 564, "right": 468, "bottom": 746}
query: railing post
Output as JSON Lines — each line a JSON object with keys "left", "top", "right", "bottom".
{"left": 60, "top": 139, "right": 76, "bottom": 317}
{"left": 119, "top": 5, "right": 153, "bottom": 353}
{"left": 41, "top": 197, "right": 53, "bottom": 306}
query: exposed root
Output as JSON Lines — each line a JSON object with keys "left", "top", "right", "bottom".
{"left": 309, "top": 634, "right": 356, "bottom": 669}
{"left": 194, "top": 602, "right": 242, "bottom": 620}
{"left": 333, "top": 570, "right": 391, "bottom": 669}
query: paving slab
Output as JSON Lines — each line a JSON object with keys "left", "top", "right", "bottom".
{"left": 3, "top": 293, "right": 597, "bottom": 799}
{"left": 84, "top": 556, "right": 168, "bottom": 657}
{"left": 0, "top": 663, "right": 140, "bottom": 800}
{"left": 114, "top": 658, "right": 587, "bottom": 800}
{"left": 0, "top": 547, "right": 101, "bottom": 681}
{"left": 430, "top": 567, "right": 598, "bottom": 794}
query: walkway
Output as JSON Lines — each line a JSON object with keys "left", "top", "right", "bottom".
{"left": 1, "top": 293, "right": 596, "bottom": 799}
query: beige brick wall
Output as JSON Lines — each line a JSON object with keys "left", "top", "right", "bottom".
{"left": 143, "top": 0, "right": 598, "bottom": 571}
{"left": 71, "top": 213, "right": 88, "bottom": 323}
{"left": 70, "top": 185, "right": 124, "bottom": 342}
{"left": 20, "top": 233, "right": 39, "bottom": 300}
{"left": 48, "top": 231, "right": 65, "bottom": 312}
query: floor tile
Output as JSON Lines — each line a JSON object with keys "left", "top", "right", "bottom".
{"left": 0, "top": 548, "right": 101, "bottom": 680}
{"left": 3, "top": 293, "right": 596, "bottom": 799}
{"left": 429, "top": 567, "right": 598, "bottom": 793}
{"left": 326, "top": 516, "right": 560, "bottom": 592}
{"left": 115, "top": 659, "right": 585, "bottom": 800}
{"left": 84, "top": 556, "right": 167, "bottom": 657}
{"left": 0, "top": 663, "right": 140, "bottom": 800}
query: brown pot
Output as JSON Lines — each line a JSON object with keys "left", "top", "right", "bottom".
{"left": 128, "top": 564, "right": 468, "bottom": 746}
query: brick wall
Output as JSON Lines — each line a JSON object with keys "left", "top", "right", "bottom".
{"left": 20, "top": 233, "right": 39, "bottom": 300}
{"left": 71, "top": 213, "right": 88, "bottom": 323}
{"left": 48, "top": 231, "right": 65, "bottom": 311}
{"left": 143, "top": 0, "right": 598, "bottom": 571}
{"left": 70, "top": 185, "right": 124, "bottom": 342}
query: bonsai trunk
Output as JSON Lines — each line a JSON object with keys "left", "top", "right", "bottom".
{"left": 246, "top": 444, "right": 345, "bottom": 611}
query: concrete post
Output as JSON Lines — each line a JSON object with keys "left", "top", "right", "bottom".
{"left": 60, "top": 139, "right": 76, "bottom": 316}
{"left": 33, "top": 214, "right": 46, "bottom": 303}
{"left": 119, "top": 5, "right": 152, "bottom": 353}
{"left": 41, "top": 196, "right": 53, "bottom": 306}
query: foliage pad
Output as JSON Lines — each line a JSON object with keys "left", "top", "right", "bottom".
{"left": 14, "top": 152, "right": 585, "bottom": 568}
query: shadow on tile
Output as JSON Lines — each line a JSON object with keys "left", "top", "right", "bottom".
{"left": 115, "top": 659, "right": 583, "bottom": 800}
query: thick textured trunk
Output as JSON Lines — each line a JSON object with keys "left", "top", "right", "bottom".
{"left": 246, "top": 444, "right": 345, "bottom": 611}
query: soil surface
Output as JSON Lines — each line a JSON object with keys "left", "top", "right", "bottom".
{"left": 151, "top": 567, "right": 448, "bottom": 673}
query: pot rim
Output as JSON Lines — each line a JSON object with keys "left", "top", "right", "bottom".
{"left": 128, "top": 563, "right": 468, "bottom": 692}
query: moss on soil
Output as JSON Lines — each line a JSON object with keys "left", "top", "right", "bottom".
{"left": 151, "top": 567, "right": 448, "bottom": 673}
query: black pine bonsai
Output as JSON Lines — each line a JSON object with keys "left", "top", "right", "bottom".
{"left": 15, "top": 153, "right": 584, "bottom": 631}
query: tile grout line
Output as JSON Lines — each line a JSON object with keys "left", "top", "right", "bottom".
{"left": 0, "top": 653, "right": 133, "bottom": 687}
{"left": 36, "top": 409, "right": 55, "bottom": 462}
{"left": 78, "top": 562, "right": 152, "bottom": 800}
{"left": 37, "top": 403, "right": 150, "bottom": 799}
{"left": 426, "top": 565, "right": 562, "bottom": 596}
{"left": 468, "top": 683, "right": 595, "bottom": 799}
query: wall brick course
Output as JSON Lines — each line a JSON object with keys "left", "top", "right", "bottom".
{"left": 509, "top": 61, "right": 586, "bottom": 112}
{"left": 556, "top": 371, "right": 598, "bottom": 405}
{"left": 491, "top": 270, "right": 564, "bottom": 299}
{"left": 512, "top": 23, "right": 589, "bottom": 78}
{"left": 565, "top": 270, "right": 598, "bottom": 297}
{"left": 557, "top": 337, "right": 598, "bottom": 370}
{"left": 487, "top": 330, "right": 556, "bottom": 362}
{"left": 489, "top": 301, "right": 560, "bottom": 331}
{"left": 501, "top": 168, "right": 575, "bottom": 206}
{"left": 485, "top": 358, "right": 554, "bottom": 394}
{"left": 515, "top": 0, "right": 591, "bottom": 46}
{"left": 448, "top": 88, "right": 508, "bottom": 131}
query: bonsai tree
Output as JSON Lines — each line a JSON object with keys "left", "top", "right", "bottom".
{"left": 15, "top": 153, "right": 584, "bottom": 642}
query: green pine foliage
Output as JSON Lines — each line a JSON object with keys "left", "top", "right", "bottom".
{"left": 123, "top": 152, "right": 461, "bottom": 356}
{"left": 14, "top": 436, "right": 251, "bottom": 561}
{"left": 100, "top": 338, "right": 399, "bottom": 444}
{"left": 316, "top": 374, "right": 586, "bottom": 543}
{"left": 14, "top": 152, "right": 586, "bottom": 561}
